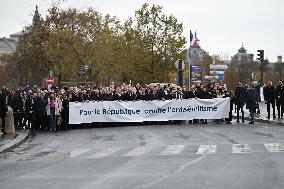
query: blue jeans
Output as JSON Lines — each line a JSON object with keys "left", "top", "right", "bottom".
{"left": 50, "top": 108, "right": 57, "bottom": 130}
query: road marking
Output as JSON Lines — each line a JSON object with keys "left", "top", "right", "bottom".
{"left": 232, "top": 144, "right": 251, "bottom": 153}
{"left": 196, "top": 145, "right": 217, "bottom": 154}
{"left": 124, "top": 147, "right": 152, "bottom": 157}
{"left": 70, "top": 149, "right": 90, "bottom": 158}
{"left": 160, "top": 145, "right": 185, "bottom": 155}
{"left": 136, "top": 156, "right": 206, "bottom": 189}
{"left": 264, "top": 143, "right": 284, "bottom": 152}
{"left": 88, "top": 148, "right": 121, "bottom": 158}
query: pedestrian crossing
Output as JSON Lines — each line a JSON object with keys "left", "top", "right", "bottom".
{"left": 64, "top": 143, "right": 284, "bottom": 159}
{"left": 264, "top": 143, "right": 284, "bottom": 152}
{"left": 160, "top": 145, "right": 185, "bottom": 156}
{"left": 3, "top": 143, "right": 284, "bottom": 161}
{"left": 232, "top": 144, "right": 252, "bottom": 153}
{"left": 124, "top": 146, "right": 153, "bottom": 157}
{"left": 88, "top": 148, "right": 121, "bottom": 159}
{"left": 196, "top": 145, "right": 217, "bottom": 155}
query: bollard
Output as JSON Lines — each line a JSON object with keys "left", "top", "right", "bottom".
{"left": 5, "top": 106, "right": 15, "bottom": 134}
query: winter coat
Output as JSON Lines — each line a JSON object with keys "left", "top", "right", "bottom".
{"left": 11, "top": 96, "right": 24, "bottom": 113}
{"left": 0, "top": 93, "right": 8, "bottom": 117}
{"left": 32, "top": 96, "right": 46, "bottom": 117}
{"left": 246, "top": 88, "right": 258, "bottom": 109}
{"left": 235, "top": 86, "right": 246, "bottom": 106}
{"left": 264, "top": 85, "right": 276, "bottom": 102}
{"left": 276, "top": 85, "right": 284, "bottom": 105}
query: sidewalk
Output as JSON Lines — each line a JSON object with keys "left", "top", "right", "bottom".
{"left": 0, "top": 130, "right": 30, "bottom": 153}
{"left": 233, "top": 102, "right": 284, "bottom": 126}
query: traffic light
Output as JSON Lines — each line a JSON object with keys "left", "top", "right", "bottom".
{"left": 257, "top": 50, "right": 264, "bottom": 61}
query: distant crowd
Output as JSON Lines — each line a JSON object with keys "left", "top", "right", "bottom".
{"left": 0, "top": 80, "right": 283, "bottom": 134}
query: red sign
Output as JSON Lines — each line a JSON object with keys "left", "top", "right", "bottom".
{"left": 46, "top": 76, "right": 54, "bottom": 85}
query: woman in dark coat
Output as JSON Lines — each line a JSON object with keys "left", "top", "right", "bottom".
{"left": 246, "top": 85, "right": 259, "bottom": 124}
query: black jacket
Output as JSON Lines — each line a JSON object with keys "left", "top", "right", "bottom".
{"left": 0, "top": 93, "right": 8, "bottom": 116}
{"left": 11, "top": 95, "right": 23, "bottom": 113}
{"left": 24, "top": 96, "right": 33, "bottom": 113}
{"left": 196, "top": 90, "right": 212, "bottom": 99}
{"left": 235, "top": 86, "right": 246, "bottom": 106}
{"left": 32, "top": 96, "right": 46, "bottom": 117}
{"left": 264, "top": 85, "right": 276, "bottom": 102}
{"left": 159, "top": 91, "right": 172, "bottom": 100}
{"left": 246, "top": 88, "right": 258, "bottom": 109}
{"left": 276, "top": 85, "right": 284, "bottom": 104}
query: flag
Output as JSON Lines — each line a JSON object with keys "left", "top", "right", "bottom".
{"left": 190, "top": 30, "right": 194, "bottom": 44}
{"left": 191, "top": 31, "right": 200, "bottom": 46}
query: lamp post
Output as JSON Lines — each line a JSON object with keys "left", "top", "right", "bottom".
{"left": 213, "top": 60, "right": 216, "bottom": 82}
{"left": 84, "top": 65, "right": 89, "bottom": 84}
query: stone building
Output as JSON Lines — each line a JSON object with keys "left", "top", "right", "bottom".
{"left": 0, "top": 32, "right": 21, "bottom": 55}
{"left": 0, "top": 32, "right": 23, "bottom": 65}
{"left": 187, "top": 32, "right": 209, "bottom": 65}
{"left": 231, "top": 44, "right": 254, "bottom": 64}
{"left": 0, "top": 5, "right": 40, "bottom": 65}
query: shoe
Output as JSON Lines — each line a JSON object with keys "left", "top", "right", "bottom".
{"left": 226, "top": 121, "right": 232, "bottom": 124}
{"left": 273, "top": 116, "right": 276, "bottom": 119}
{"left": 249, "top": 121, "right": 254, "bottom": 124}
{"left": 266, "top": 116, "right": 270, "bottom": 119}
{"left": 236, "top": 120, "right": 240, "bottom": 123}
{"left": 242, "top": 120, "right": 245, "bottom": 123}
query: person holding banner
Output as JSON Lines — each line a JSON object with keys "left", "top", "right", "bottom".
{"left": 235, "top": 82, "right": 246, "bottom": 123}
{"left": 223, "top": 90, "right": 234, "bottom": 124}
{"left": 196, "top": 85, "right": 212, "bottom": 124}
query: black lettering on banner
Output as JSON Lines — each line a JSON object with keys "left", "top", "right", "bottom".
{"left": 79, "top": 104, "right": 219, "bottom": 117}
{"left": 144, "top": 108, "right": 166, "bottom": 115}
{"left": 79, "top": 110, "right": 93, "bottom": 116}
{"left": 101, "top": 108, "right": 141, "bottom": 115}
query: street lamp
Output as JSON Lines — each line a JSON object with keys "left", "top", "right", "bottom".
{"left": 84, "top": 65, "right": 89, "bottom": 84}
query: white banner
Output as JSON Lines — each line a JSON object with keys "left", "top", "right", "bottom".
{"left": 69, "top": 98, "right": 230, "bottom": 124}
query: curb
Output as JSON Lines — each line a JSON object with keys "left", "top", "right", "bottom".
{"left": 0, "top": 130, "right": 31, "bottom": 153}
{"left": 232, "top": 115, "right": 284, "bottom": 126}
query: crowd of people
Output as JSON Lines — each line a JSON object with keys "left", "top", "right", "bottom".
{"left": 0, "top": 80, "right": 283, "bottom": 135}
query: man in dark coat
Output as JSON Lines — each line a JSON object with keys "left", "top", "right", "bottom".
{"left": 0, "top": 90, "right": 8, "bottom": 134}
{"left": 197, "top": 86, "right": 211, "bottom": 124}
{"left": 10, "top": 90, "right": 24, "bottom": 130}
{"left": 264, "top": 81, "right": 276, "bottom": 119}
{"left": 223, "top": 91, "right": 233, "bottom": 124}
{"left": 234, "top": 82, "right": 246, "bottom": 123}
{"left": 32, "top": 92, "right": 46, "bottom": 132}
{"left": 159, "top": 86, "right": 172, "bottom": 100}
{"left": 275, "top": 80, "right": 284, "bottom": 119}
{"left": 172, "top": 87, "right": 184, "bottom": 100}
{"left": 246, "top": 84, "right": 259, "bottom": 124}
{"left": 61, "top": 93, "right": 70, "bottom": 130}
{"left": 24, "top": 92, "right": 33, "bottom": 129}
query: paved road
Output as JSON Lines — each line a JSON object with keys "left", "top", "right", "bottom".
{"left": 1, "top": 122, "right": 284, "bottom": 189}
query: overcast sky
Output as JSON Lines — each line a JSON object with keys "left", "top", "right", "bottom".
{"left": 1, "top": 0, "right": 283, "bottom": 62}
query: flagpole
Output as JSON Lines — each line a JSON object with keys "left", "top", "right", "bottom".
{"left": 187, "top": 47, "right": 191, "bottom": 89}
